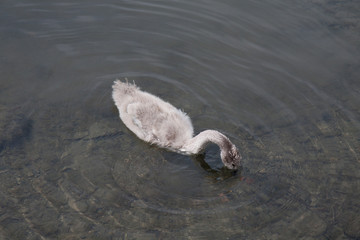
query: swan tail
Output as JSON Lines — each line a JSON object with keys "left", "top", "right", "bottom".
{"left": 112, "top": 79, "right": 139, "bottom": 98}
{"left": 112, "top": 79, "right": 139, "bottom": 111}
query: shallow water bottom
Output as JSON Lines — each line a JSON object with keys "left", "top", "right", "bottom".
{"left": 1, "top": 95, "right": 359, "bottom": 239}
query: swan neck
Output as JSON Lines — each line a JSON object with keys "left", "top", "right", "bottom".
{"left": 182, "top": 130, "right": 232, "bottom": 154}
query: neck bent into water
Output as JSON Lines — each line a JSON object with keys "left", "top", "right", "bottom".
{"left": 181, "top": 130, "right": 232, "bottom": 154}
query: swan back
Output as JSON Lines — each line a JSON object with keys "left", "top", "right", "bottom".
{"left": 112, "top": 80, "right": 194, "bottom": 149}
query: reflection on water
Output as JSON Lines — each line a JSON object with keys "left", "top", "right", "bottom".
{"left": 1, "top": 0, "right": 359, "bottom": 239}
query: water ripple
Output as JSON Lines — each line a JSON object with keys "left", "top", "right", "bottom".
{"left": 1, "top": 0, "right": 360, "bottom": 238}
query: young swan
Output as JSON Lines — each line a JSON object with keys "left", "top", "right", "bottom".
{"left": 112, "top": 80, "right": 241, "bottom": 170}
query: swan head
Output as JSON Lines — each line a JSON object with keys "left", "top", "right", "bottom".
{"left": 220, "top": 144, "right": 241, "bottom": 170}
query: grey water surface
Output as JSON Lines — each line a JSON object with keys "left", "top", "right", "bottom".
{"left": 1, "top": 0, "right": 359, "bottom": 239}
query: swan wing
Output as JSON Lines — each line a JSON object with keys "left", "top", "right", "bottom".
{"left": 123, "top": 99, "right": 193, "bottom": 148}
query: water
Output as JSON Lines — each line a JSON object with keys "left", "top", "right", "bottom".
{"left": 1, "top": 0, "right": 359, "bottom": 239}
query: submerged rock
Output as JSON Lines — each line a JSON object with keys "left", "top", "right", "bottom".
{"left": 0, "top": 105, "right": 32, "bottom": 151}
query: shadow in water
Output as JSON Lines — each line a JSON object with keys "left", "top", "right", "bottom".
{"left": 192, "top": 153, "right": 242, "bottom": 181}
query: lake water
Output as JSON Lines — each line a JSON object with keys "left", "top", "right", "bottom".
{"left": 1, "top": 0, "right": 359, "bottom": 239}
